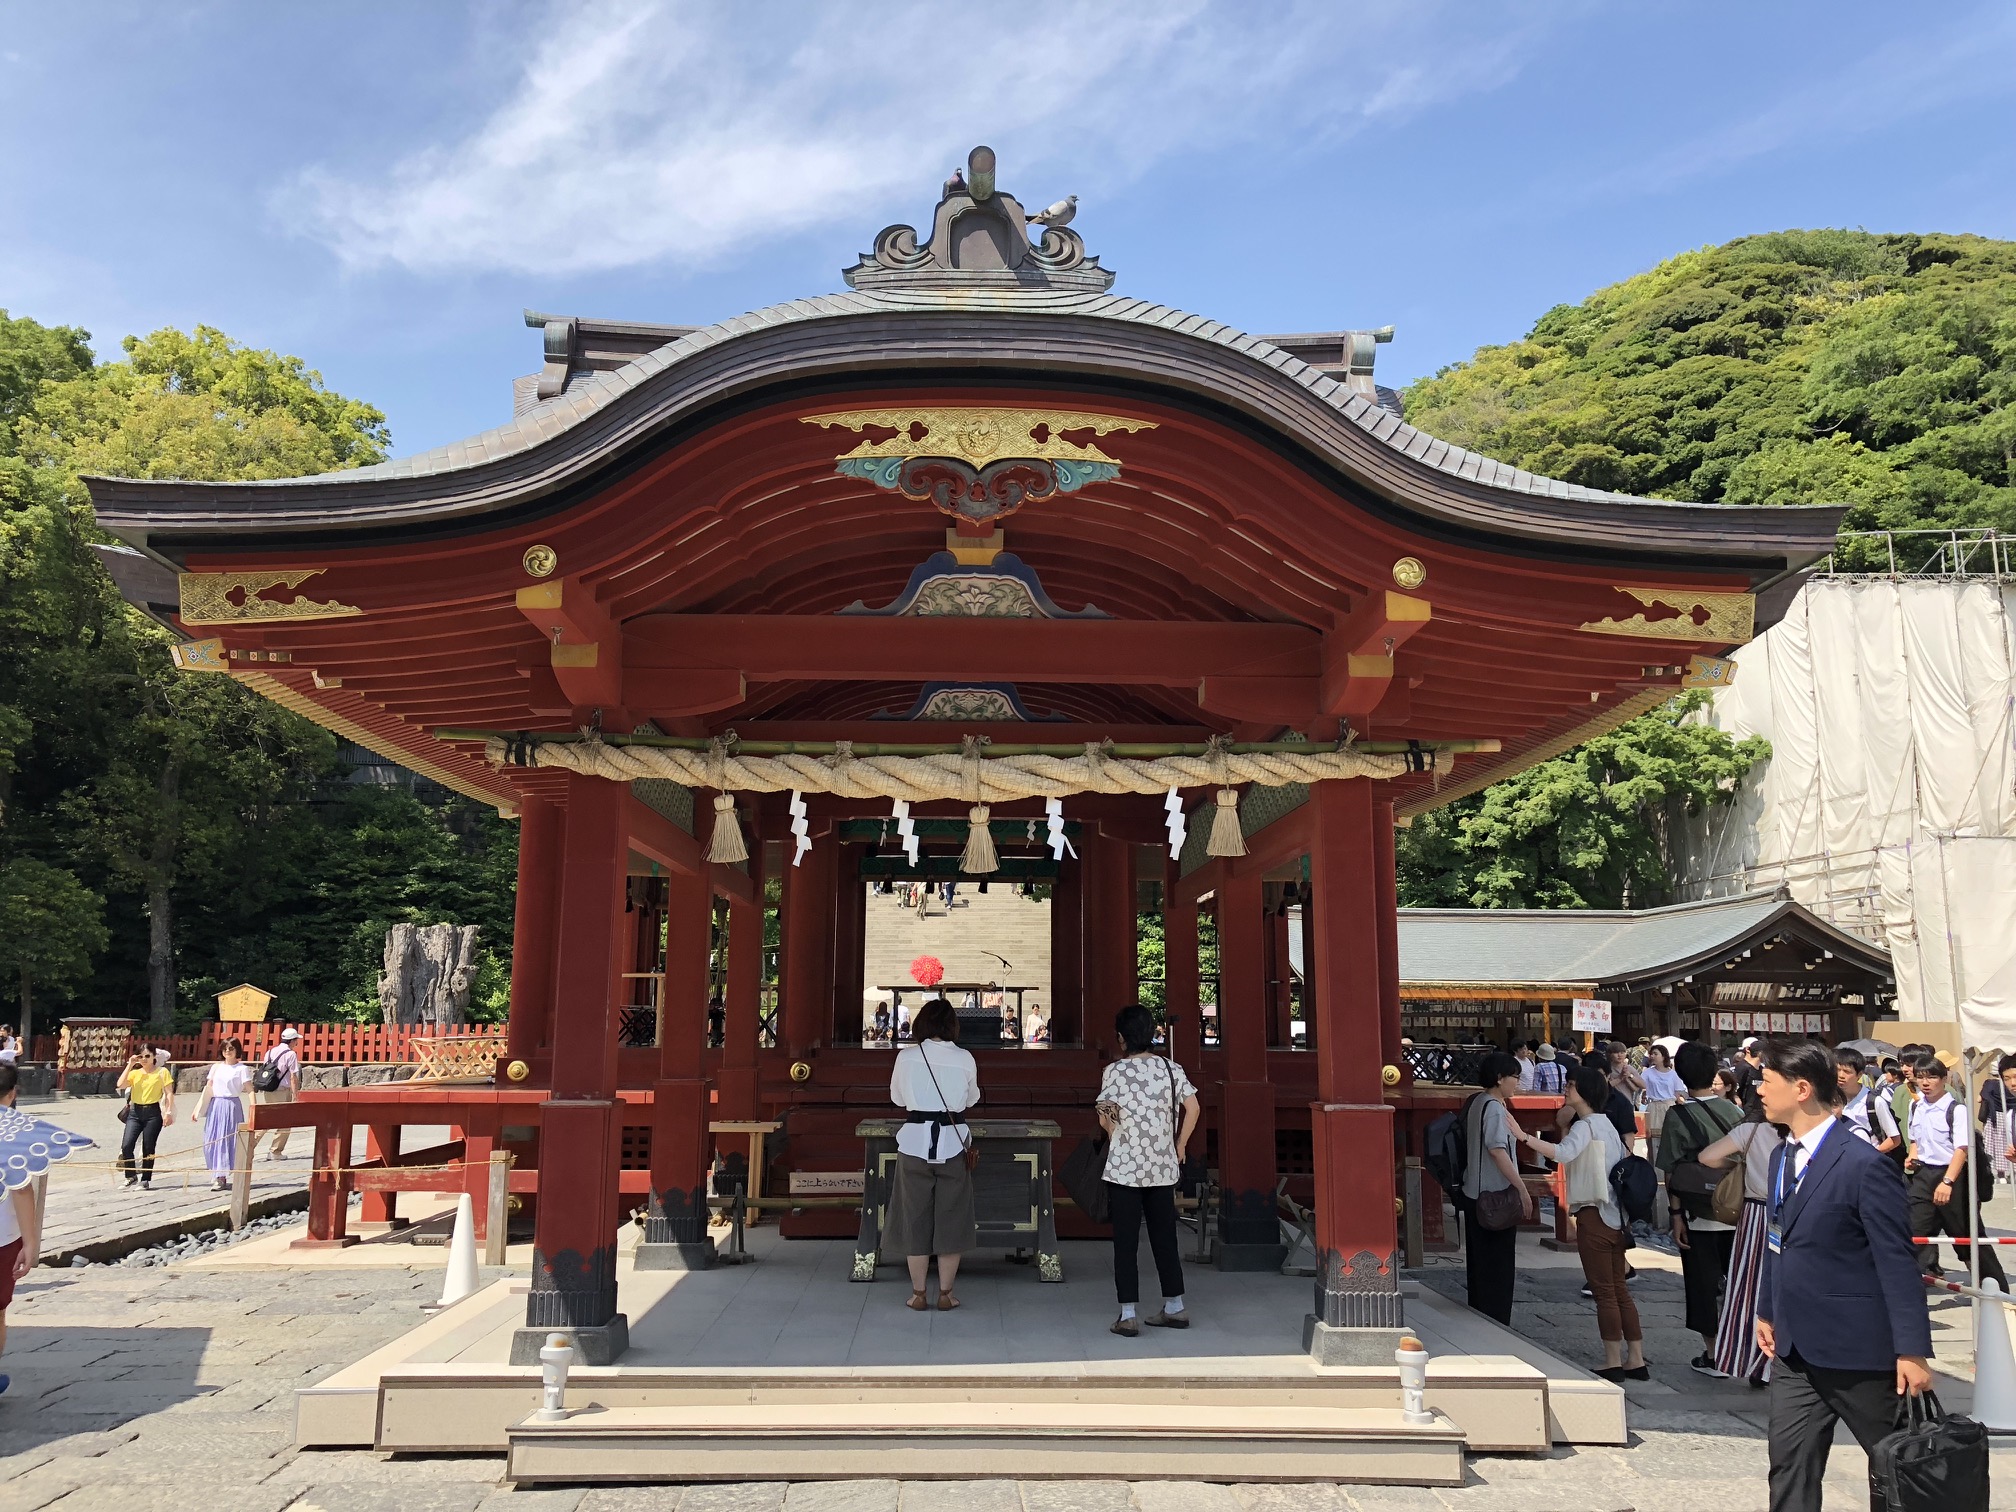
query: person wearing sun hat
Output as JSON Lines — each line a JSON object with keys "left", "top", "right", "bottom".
{"left": 250, "top": 1027, "right": 302, "bottom": 1161}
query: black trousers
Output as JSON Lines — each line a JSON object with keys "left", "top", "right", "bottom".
{"left": 118, "top": 1103, "right": 164, "bottom": 1182}
{"left": 1767, "top": 1350, "right": 1902, "bottom": 1512}
{"left": 1907, "top": 1165, "right": 2006, "bottom": 1285}
{"left": 1106, "top": 1181, "right": 1185, "bottom": 1306}
{"left": 1463, "top": 1212, "right": 1519, "bottom": 1325}
{"left": 1679, "top": 1222, "right": 1736, "bottom": 1343}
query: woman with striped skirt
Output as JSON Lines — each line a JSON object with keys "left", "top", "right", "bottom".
{"left": 1699, "top": 1101, "right": 1783, "bottom": 1384}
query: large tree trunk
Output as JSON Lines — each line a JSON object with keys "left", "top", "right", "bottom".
{"left": 18, "top": 962, "right": 30, "bottom": 1056}
{"left": 379, "top": 923, "right": 481, "bottom": 1027}
{"left": 146, "top": 756, "right": 181, "bottom": 1031}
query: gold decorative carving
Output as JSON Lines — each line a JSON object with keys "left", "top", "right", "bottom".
{"left": 1579, "top": 587, "right": 1755, "bottom": 644}
{"left": 804, "top": 407, "right": 1156, "bottom": 468}
{"left": 907, "top": 576, "right": 1043, "bottom": 618}
{"left": 1683, "top": 654, "right": 1739, "bottom": 690}
{"left": 505, "top": 1059, "right": 531, "bottom": 1083}
{"left": 170, "top": 638, "right": 230, "bottom": 672}
{"left": 522, "top": 544, "right": 558, "bottom": 578}
{"left": 178, "top": 569, "right": 362, "bottom": 625}
{"left": 1391, "top": 556, "right": 1427, "bottom": 589}
{"left": 789, "top": 1060, "right": 813, "bottom": 1083}
{"left": 1381, "top": 1064, "right": 1402, "bottom": 1087}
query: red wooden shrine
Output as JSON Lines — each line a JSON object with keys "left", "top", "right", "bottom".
{"left": 91, "top": 150, "right": 1841, "bottom": 1361}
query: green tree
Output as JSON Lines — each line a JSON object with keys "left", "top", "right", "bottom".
{"left": 1395, "top": 696, "right": 1767, "bottom": 910}
{"left": 1404, "top": 231, "right": 2016, "bottom": 556}
{"left": 0, "top": 857, "right": 109, "bottom": 1045}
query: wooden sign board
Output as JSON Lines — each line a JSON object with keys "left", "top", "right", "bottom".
{"left": 214, "top": 983, "right": 275, "bottom": 1023}
{"left": 789, "top": 1170, "right": 865, "bottom": 1195}
{"left": 1570, "top": 998, "right": 1612, "bottom": 1033}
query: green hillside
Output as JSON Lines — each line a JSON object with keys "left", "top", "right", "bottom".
{"left": 1403, "top": 230, "right": 2016, "bottom": 555}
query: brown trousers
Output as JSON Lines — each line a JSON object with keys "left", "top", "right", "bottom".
{"left": 1575, "top": 1208, "right": 1641, "bottom": 1342}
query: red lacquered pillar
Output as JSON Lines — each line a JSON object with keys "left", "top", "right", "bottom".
{"left": 717, "top": 846, "right": 763, "bottom": 1124}
{"left": 506, "top": 796, "right": 562, "bottom": 1066}
{"left": 638, "top": 865, "right": 715, "bottom": 1270}
{"left": 1374, "top": 798, "right": 1405, "bottom": 1081}
{"left": 1049, "top": 853, "right": 1083, "bottom": 1046}
{"left": 1214, "top": 871, "right": 1283, "bottom": 1268}
{"left": 1165, "top": 882, "right": 1202, "bottom": 1070}
{"left": 1082, "top": 830, "right": 1134, "bottom": 1057}
{"left": 1305, "top": 778, "right": 1404, "bottom": 1361}
{"left": 779, "top": 827, "right": 832, "bottom": 1060}
{"left": 514, "top": 771, "right": 629, "bottom": 1364}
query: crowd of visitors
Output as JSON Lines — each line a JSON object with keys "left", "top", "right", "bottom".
{"left": 1443, "top": 1028, "right": 2012, "bottom": 1510}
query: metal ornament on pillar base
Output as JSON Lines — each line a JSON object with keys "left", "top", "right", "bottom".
{"left": 1303, "top": 1245, "right": 1405, "bottom": 1365}
{"left": 1213, "top": 1187, "right": 1289, "bottom": 1272}
{"left": 634, "top": 1184, "right": 718, "bottom": 1271}
{"left": 511, "top": 1245, "right": 629, "bottom": 1365}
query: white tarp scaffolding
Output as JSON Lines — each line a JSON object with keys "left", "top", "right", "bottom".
{"left": 1674, "top": 577, "right": 2016, "bottom": 1051}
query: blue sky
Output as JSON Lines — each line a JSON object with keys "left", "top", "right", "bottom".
{"left": 5, "top": 1, "right": 2014, "bottom": 458}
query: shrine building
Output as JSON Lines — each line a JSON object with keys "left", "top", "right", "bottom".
{"left": 90, "top": 149, "right": 1843, "bottom": 1387}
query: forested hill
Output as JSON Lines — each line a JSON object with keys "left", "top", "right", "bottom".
{"left": 1403, "top": 230, "right": 2016, "bottom": 552}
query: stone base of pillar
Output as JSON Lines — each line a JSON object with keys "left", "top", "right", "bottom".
{"left": 1302, "top": 1317, "right": 1408, "bottom": 1366}
{"left": 509, "top": 1315, "right": 630, "bottom": 1366}
{"left": 634, "top": 1238, "right": 718, "bottom": 1271}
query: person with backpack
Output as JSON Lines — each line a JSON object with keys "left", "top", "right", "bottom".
{"left": 249, "top": 1027, "right": 301, "bottom": 1162}
{"left": 1528, "top": 1043, "right": 1566, "bottom": 1096}
{"left": 1904, "top": 1056, "right": 2006, "bottom": 1289}
{"left": 1658, "top": 1040, "right": 1745, "bottom": 1376}
{"left": 1517, "top": 1065, "right": 1645, "bottom": 1381}
{"left": 1459, "top": 1052, "right": 1533, "bottom": 1326}
{"left": 1696, "top": 1086, "right": 1784, "bottom": 1385}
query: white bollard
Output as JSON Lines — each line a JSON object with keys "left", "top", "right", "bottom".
{"left": 437, "top": 1192, "right": 481, "bottom": 1309}
{"left": 1396, "top": 1336, "right": 1433, "bottom": 1425}
{"left": 1973, "top": 1278, "right": 2016, "bottom": 1432}
{"left": 534, "top": 1333, "right": 575, "bottom": 1421}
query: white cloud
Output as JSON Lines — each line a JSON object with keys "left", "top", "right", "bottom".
{"left": 274, "top": 0, "right": 1559, "bottom": 277}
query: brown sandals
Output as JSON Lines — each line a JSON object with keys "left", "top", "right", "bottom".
{"left": 937, "top": 1292, "right": 960, "bottom": 1311}
{"left": 907, "top": 1290, "right": 929, "bottom": 1311}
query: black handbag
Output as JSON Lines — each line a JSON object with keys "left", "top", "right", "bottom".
{"left": 1869, "top": 1391, "right": 1989, "bottom": 1512}
{"left": 1059, "top": 1133, "right": 1110, "bottom": 1223}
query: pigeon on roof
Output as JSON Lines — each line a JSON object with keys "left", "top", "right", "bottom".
{"left": 1028, "top": 195, "right": 1077, "bottom": 228}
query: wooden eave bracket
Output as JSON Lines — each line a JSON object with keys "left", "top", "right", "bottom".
{"left": 1319, "top": 591, "right": 1430, "bottom": 719}
{"left": 516, "top": 577, "right": 622, "bottom": 709}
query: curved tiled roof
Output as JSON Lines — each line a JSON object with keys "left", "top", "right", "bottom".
{"left": 87, "top": 283, "right": 1844, "bottom": 571}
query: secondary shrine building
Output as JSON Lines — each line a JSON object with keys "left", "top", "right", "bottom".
{"left": 91, "top": 150, "right": 1841, "bottom": 1364}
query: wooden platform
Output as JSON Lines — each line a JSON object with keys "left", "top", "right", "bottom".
{"left": 294, "top": 1225, "right": 1621, "bottom": 1481}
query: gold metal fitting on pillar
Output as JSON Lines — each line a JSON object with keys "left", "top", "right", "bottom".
{"left": 505, "top": 1060, "right": 530, "bottom": 1082}
{"left": 1381, "top": 1064, "right": 1402, "bottom": 1087}
{"left": 1394, "top": 1197, "right": 1404, "bottom": 1216}
{"left": 789, "top": 1061, "right": 813, "bottom": 1083}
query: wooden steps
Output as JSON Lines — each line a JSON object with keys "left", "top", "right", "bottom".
{"left": 505, "top": 1401, "right": 1466, "bottom": 1485}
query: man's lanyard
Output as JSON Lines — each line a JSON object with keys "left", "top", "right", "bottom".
{"left": 1768, "top": 1118, "right": 1838, "bottom": 1253}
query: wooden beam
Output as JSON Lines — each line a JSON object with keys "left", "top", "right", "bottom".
{"left": 518, "top": 577, "right": 622, "bottom": 708}
{"left": 1321, "top": 591, "right": 1430, "bottom": 719}
{"left": 624, "top": 614, "right": 1317, "bottom": 687}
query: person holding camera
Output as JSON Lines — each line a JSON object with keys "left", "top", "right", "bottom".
{"left": 115, "top": 1049, "right": 176, "bottom": 1189}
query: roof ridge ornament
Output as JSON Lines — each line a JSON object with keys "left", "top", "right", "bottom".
{"left": 844, "top": 145, "right": 1113, "bottom": 294}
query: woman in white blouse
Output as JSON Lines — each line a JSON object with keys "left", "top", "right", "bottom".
{"left": 885, "top": 999, "right": 980, "bottom": 1311}
{"left": 194, "top": 1038, "right": 252, "bottom": 1192}
{"left": 1639, "top": 1044, "right": 1685, "bottom": 1167}
{"left": 1097, "top": 1004, "right": 1200, "bottom": 1336}
{"left": 1520, "top": 1064, "right": 1646, "bottom": 1381}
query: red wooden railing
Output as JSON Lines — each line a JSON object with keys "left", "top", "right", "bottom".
{"left": 30, "top": 1021, "right": 504, "bottom": 1065}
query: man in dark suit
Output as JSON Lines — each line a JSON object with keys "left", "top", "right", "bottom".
{"left": 1755, "top": 1038, "right": 1933, "bottom": 1512}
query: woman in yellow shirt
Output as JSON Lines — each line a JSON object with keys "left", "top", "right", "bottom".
{"left": 116, "top": 1050, "right": 176, "bottom": 1189}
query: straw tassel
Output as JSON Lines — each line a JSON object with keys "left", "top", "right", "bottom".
{"left": 707, "top": 794, "right": 749, "bottom": 864}
{"left": 960, "top": 805, "right": 999, "bottom": 875}
{"left": 1206, "top": 787, "right": 1247, "bottom": 858}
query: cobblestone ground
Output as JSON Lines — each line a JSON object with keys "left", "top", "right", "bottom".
{"left": 2, "top": 1259, "right": 2012, "bottom": 1512}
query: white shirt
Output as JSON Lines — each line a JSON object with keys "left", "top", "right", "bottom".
{"left": 1516, "top": 1056, "right": 1536, "bottom": 1092}
{"left": 1909, "top": 1092, "right": 1965, "bottom": 1167}
{"left": 1842, "top": 1087, "right": 1900, "bottom": 1147}
{"left": 0, "top": 1185, "right": 19, "bottom": 1247}
{"left": 1641, "top": 1066, "right": 1685, "bottom": 1102}
{"left": 0, "top": 1036, "right": 18, "bottom": 1064}
{"left": 1785, "top": 1116, "right": 1841, "bottom": 1193}
{"left": 205, "top": 1062, "right": 252, "bottom": 1099}
{"left": 889, "top": 1041, "right": 980, "bottom": 1162}
{"left": 1554, "top": 1114, "right": 1627, "bottom": 1230}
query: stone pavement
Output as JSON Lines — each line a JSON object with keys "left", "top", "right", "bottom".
{"left": 8, "top": 1247, "right": 2015, "bottom": 1512}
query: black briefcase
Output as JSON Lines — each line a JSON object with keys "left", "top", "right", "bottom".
{"left": 1869, "top": 1391, "right": 1989, "bottom": 1512}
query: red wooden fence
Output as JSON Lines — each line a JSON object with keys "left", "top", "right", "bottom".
{"left": 30, "top": 1021, "right": 503, "bottom": 1065}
